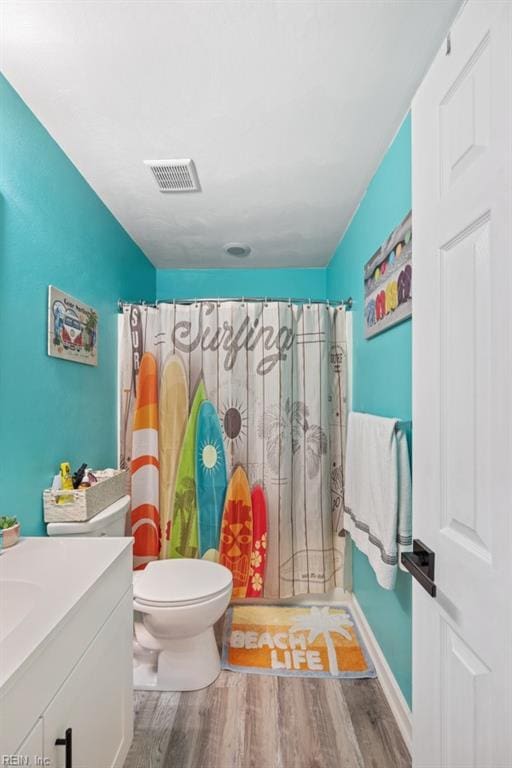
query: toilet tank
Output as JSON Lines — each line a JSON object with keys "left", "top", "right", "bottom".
{"left": 46, "top": 495, "right": 131, "bottom": 537}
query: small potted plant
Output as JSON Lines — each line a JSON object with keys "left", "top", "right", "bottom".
{"left": 0, "top": 516, "right": 20, "bottom": 549}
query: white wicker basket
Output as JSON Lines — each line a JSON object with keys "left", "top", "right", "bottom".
{"left": 43, "top": 469, "right": 129, "bottom": 523}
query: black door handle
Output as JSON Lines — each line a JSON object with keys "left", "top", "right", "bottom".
{"left": 401, "top": 539, "right": 436, "bottom": 597}
{"left": 55, "top": 727, "right": 72, "bottom": 768}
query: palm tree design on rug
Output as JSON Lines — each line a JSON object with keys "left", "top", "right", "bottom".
{"left": 259, "top": 398, "right": 327, "bottom": 479}
{"left": 289, "top": 606, "right": 354, "bottom": 675}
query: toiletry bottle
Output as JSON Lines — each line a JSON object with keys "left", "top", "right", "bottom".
{"left": 58, "top": 462, "right": 74, "bottom": 504}
{"left": 73, "top": 463, "right": 87, "bottom": 489}
{"left": 80, "top": 468, "right": 92, "bottom": 489}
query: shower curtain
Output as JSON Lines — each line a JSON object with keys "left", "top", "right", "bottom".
{"left": 119, "top": 300, "right": 348, "bottom": 598}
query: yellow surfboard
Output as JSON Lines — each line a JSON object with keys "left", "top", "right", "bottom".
{"left": 219, "top": 466, "right": 253, "bottom": 599}
{"left": 159, "top": 355, "right": 188, "bottom": 559}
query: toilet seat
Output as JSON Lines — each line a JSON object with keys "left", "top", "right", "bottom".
{"left": 133, "top": 558, "right": 232, "bottom": 608}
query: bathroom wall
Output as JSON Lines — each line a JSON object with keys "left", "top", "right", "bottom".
{"left": 157, "top": 267, "right": 327, "bottom": 301}
{"left": 1, "top": 64, "right": 411, "bottom": 700}
{"left": 327, "top": 115, "right": 412, "bottom": 706}
{"left": 0, "top": 75, "right": 156, "bottom": 536}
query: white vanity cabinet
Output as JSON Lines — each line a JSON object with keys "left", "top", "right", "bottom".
{"left": 0, "top": 538, "right": 133, "bottom": 768}
{"left": 15, "top": 720, "right": 44, "bottom": 767}
{"left": 44, "top": 591, "right": 132, "bottom": 768}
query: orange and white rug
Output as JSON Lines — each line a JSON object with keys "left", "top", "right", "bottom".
{"left": 221, "top": 605, "right": 376, "bottom": 679}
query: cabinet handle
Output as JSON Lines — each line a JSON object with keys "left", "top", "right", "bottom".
{"left": 55, "top": 727, "right": 72, "bottom": 768}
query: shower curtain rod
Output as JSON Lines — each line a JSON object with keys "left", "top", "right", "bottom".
{"left": 117, "top": 296, "right": 352, "bottom": 311}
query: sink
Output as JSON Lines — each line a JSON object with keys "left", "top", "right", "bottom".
{"left": 0, "top": 536, "right": 132, "bottom": 693}
{"left": 0, "top": 579, "right": 42, "bottom": 643}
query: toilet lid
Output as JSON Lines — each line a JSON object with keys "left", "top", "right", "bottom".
{"left": 133, "top": 559, "right": 232, "bottom": 606}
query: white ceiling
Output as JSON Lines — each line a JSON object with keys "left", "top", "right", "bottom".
{"left": 1, "top": 0, "right": 460, "bottom": 269}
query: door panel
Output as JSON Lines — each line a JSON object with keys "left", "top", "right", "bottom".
{"left": 440, "top": 621, "right": 492, "bottom": 768}
{"left": 440, "top": 35, "right": 490, "bottom": 192}
{"left": 412, "top": 2, "right": 511, "bottom": 766}
{"left": 440, "top": 216, "right": 492, "bottom": 561}
{"left": 43, "top": 591, "right": 133, "bottom": 768}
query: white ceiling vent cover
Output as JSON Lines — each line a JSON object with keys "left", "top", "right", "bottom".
{"left": 145, "top": 159, "right": 200, "bottom": 192}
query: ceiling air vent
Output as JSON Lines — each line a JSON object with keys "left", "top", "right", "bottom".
{"left": 144, "top": 159, "right": 200, "bottom": 192}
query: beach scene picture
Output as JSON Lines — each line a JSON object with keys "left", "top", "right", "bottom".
{"left": 48, "top": 285, "right": 98, "bottom": 365}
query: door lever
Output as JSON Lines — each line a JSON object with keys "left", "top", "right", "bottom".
{"left": 401, "top": 539, "right": 436, "bottom": 597}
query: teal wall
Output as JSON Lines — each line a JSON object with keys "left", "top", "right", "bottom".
{"left": 157, "top": 267, "right": 327, "bottom": 300}
{"left": 327, "top": 115, "right": 412, "bottom": 706}
{"left": 0, "top": 75, "right": 156, "bottom": 536}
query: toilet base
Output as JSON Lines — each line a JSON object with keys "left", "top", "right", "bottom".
{"left": 133, "top": 628, "right": 221, "bottom": 692}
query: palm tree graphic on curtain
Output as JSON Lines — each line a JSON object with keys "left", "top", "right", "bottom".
{"left": 289, "top": 606, "right": 354, "bottom": 675}
{"left": 173, "top": 477, "right": 197, "bottom": 558}
{"left": 260, "top": 399, "right": 327, "bottom": 478}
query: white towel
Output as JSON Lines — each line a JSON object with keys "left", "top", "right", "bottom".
{"left": 343, "top": 412, "right": 412, "bottom": 590}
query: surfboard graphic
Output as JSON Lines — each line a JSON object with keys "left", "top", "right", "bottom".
{"left": 196, "top": 401, "right": 227, "bottom": 560}
{"left": 219, "top": 466, "right": 253, "bottom": 598}
{"left": 131, "top": 352, "right": 160, "bottom": 570}
{"left": 245, "top": 485, "right": 267, "bottom": 597}
{"left": 159, "top": 355, "right": 188, "bottom": 559}
{"left": 169, "top": 378, "right": 207, "bottom": 559}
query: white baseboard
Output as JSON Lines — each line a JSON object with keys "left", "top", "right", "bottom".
{"left": 349, "top": 594, "right": 412, "bottom": 753}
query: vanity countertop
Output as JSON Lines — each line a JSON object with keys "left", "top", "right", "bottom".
{"left": 0, "top": 536, "right": 132, "bottom": 691}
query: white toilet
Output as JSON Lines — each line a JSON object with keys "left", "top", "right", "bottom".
{"left": 47, "top": 495, "right": 233, "bottom": 691}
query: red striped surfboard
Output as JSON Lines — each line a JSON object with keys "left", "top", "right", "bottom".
{"left": 246, "top": 485, "right": 267, "bottom": 598}
{"left": 131, "top": 352, "right": 160, "bottom": 570}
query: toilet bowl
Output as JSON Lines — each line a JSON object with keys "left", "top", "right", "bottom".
{"left": 133, "top": 558, "right": 232, "bottom": 691}
{"left": 47, "top": 496, "right": 233, "bottom": 692}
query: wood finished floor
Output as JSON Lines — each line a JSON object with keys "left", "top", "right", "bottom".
{"left": 123, "top": 672, "right": 411, "bottom": 768}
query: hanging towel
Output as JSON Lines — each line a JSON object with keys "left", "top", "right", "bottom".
{"left": 343, "top": 412, "right": 412, "bottom": 590}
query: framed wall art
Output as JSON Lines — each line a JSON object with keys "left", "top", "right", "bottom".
{"left": 48, "top": 285, "right": 98, "bottom": 365}
{"left": 364, "top": 210, "right": 412, "bottom": 339}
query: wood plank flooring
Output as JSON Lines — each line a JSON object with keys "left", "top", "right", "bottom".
{"left": 124, "top": 672, "right": 410, "bottom": 768}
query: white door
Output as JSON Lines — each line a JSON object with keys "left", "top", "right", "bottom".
{"left": 412, "top": 2, "right": 512, "bottom": 767}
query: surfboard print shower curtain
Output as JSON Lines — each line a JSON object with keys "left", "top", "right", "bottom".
{"left": 119, "top": 300, "right": 348, "bottom": 599}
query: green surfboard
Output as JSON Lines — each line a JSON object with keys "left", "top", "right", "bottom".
{"left": 169, "top": 378, "right": 207, "bottom": 558}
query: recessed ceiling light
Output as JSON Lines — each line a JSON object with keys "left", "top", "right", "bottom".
{"left": 224, "top": 243, "right": 251, "bottom": 258}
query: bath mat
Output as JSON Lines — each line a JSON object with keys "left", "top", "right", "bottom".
{"left": 221, "top": 605, "right": 376, "bottom": 679}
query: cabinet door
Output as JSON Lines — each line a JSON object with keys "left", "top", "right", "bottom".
{"left": 44, "top": 590, "right": 133, "bottom": 768}
{"left": 13, "top": 719, "right": 44, "bottom": 767}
